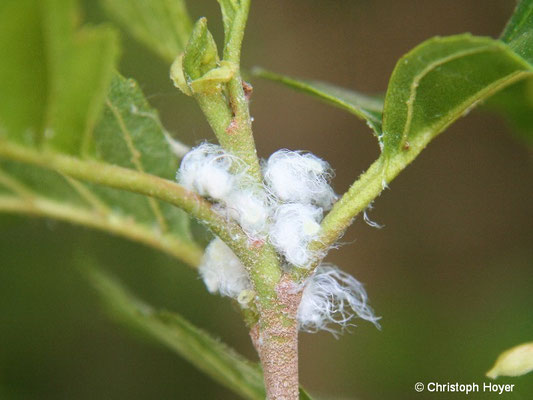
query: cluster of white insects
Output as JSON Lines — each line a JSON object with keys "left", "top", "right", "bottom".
{"left": 177, "top": 143, "right": 379, "bottom": 334}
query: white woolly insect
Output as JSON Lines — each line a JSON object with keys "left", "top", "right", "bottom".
{"left": 176, "top": 143, "right": 239, "bottom": 201}
{"left": 269, "top": 203, "right": 322, "bottom": 267}
{"left": 226, "top": 189, "right": 270, "bottom": 238}
{"left": 177, "top": 144, "right": 269, "bottom": 237}
{"left": 198, "top": 237, "right": 251, "bottom": 299}
{"left": 263, "top": 149, "right": 337, "bottom": 210}
{"left": 297, "top": 265, "right": 380, "bottom": 335}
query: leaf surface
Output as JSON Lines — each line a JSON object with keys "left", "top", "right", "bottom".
{"left": 43, "top": 0, "right": 118, "bottom": 154}
{"left": 101, "top": 0, "right": 193, "bottom": 63}
{"left": 318, "top": 33, "right": 533, "bottom": 248}
{"left": 501, "top": 0, "right": 533, "bottom": 64}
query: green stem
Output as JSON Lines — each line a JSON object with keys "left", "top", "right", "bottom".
{"left": 307, "top": 128, "right": 450, "bottom": 277}
{"left": 223, "top": 0, "right": 262, "bottom": 181}
{"left": 195, "top": 92, "right": 233, "bottom": 142}
{"left": 0, "top": 140, "right": 283, "bottom": 302}
{"left": 316, "top": 156, "right": 386, "bottom": 250}
{"left": 0, "top": 141, "right": 249, "bottom": 261}
{"left": 195, "top": 0, "right": 282, "bottom": 305}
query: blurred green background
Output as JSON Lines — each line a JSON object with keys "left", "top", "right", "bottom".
{"left": 1, "top": 0, "right": 532, "bottom": 399}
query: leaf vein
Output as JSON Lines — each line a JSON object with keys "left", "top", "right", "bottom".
{"left": 106, "top": 97, "right": 170, "bottom": 233}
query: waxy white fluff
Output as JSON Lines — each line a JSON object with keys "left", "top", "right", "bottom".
{"left": 263, "top": 150, "right": 337, "bottom": 210}
{"left": 177, "top": 143, "right": 269, "bottom": 236}
{"left": 177, "top": 143, "right": 238, "bottom": 201}
{"left": 198, "top": 237, "right": 251, "bottom": 299}
{"left": 269, "top": 204, "right": 322, "bottom": 267}
{"left": 297, "top": 265, "right": 380, "bottom": 335}
{"left": 226, "top": 189, "right": 270, "bottom": 238}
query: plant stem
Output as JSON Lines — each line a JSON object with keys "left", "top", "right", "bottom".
{"left": 221, "top": 0, "right": 262, "bottom": 181}
{"left": 308, "top": 129, "right": 451, "bottom": 276}
{"left": 217, "top": 5, "right": 302, "bottom": 394}
{"left": 251, "top": 275, "right": 302, "bottom": 400}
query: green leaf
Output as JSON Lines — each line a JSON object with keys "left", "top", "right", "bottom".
{"left": 381, "top": 34, "right": 533, "bottom": 159}
{"left": 91, "top": 74, "right": 195, "bottom": 241}
{"left": 0, "top": 0, "right": 47, "bottom": 141}
{"left": 86, "top": 266, "right": 267, "bottom": 400}
{"left": 299, "top": 388, "right": 314, "bottom": 400}
{"left": 0, "top": 0, "right": 201, "bottom": 268}
{"left": 484, "top": 78, "right": 533, "bottom": 144}
{"left": 501, "top": 0, "right": 533, "bottom": 64}
{"left": 486, "top": 0, "right": 533, "bottom": 144}
{"left": 101, "top": 0, "right": 193, "bottom": 63}
{"left": 217, "top": 0, "right": 242, "bottom": 50}
{"left": 183, "top": 18, "right": 220, "bottom": 81}
{"left": 0, "top": 0, "right": 118, "bottom": 155}
{"left": 252, "top": 67, "right": 383, "bottom": 135}
{"left": 487, "top": 342, "right": 533, "bottom": 379}
{"left": 43, "top": 0, "right": 119, "bottom": 155}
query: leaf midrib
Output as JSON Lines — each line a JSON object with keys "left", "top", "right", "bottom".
{"left": 399, "top": 44, "right": 498, "bottom": 148}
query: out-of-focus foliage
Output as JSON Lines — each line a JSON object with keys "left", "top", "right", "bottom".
{"left": 489, "top": 0, "right": 533, "bottom": 143}
{"left": 487, "top": 342, "right": 533, "bottom": 379}
{"left": 0, "top": 0, "right": 199, "bottom": 266}
{"left": 101, "top": 0, "right": 192, "bottom": 63}
{"left": 87, "top": 267, "right": 267, "bottom": 400}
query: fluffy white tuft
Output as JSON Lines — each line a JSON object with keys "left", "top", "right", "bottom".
{"left": 198, "top": 237, "right": 251, "bottom": 299}
{"left": 263, "top": 150, "right": 337, "bottom": 209}
{"left": 176, "top": 143, "right": 238, "bottom": 201}
{"left": 297, "top": 265, "right": 380, "bottom": 335}
{"left": 226, "top": 189, "right": 270, "bottom": 238}
{"left": 269, "top": 203, "right": 322, "bottom": 267}
{"left": 177, "top": 144, "right": 269, "bottom": 237}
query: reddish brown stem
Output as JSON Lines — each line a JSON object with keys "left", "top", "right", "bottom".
{"left": 251, "top": 275, "right": 302, "bottom": 400}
